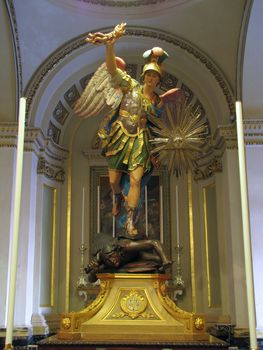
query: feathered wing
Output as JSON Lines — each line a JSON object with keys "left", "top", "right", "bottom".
{"left": 73, "top": 63, "right": 124, "bottom": 119}
{"left": 149, "top": 88, "right": 211, "bottom": 175}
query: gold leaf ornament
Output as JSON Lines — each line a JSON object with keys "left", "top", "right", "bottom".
{"left": 120, "top": 289, "right": 148, "bottom": 319}
{"left": 149, "top": 99, "right": 211, "bottom": 176}
{"left": 194, "top": 317, "right": 205, "bottom": 330}
{"left": 61, "top": 317, "right": 71, "bottom": 330}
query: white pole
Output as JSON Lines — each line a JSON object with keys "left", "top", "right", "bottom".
{"left": 160, "top": 185, "right": 164, "bottom": 243}
{"left": 5, "top": 97, "right": 26, "bottom": 348}
{"left": 81, "top": 187, "right": 85, "bottom": 245}
{"left": 145, "top": 185, "right": 148, "bottom": 237}
{"left": 235, "top": 101, "right": 258, "bottom": 350}
{"left": 176, "top": 185, "right": 180, "bottom": 246}
{"left": 112, "top": 192, "right": 115, "bottom": 237}
{"left": 97, "top": 185, "right": 100, "bottom": 234}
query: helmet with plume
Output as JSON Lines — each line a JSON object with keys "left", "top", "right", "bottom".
{"left": 141, "top": 47, "right": 169, "bottom": 78}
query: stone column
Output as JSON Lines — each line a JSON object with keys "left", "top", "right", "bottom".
{"left": 0, "top": 147, "right": 16, "bottom": 326}
{"left": 216, "top": 148, "right": 248, "bottom": 328}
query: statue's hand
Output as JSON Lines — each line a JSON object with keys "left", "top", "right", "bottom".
{"left": 113, "top": 22, "right": 126, "bottom": 40}
{"left": 85, "top": 22, "right": 126, "bottom": 45}
{"left": 84, "top": 258, "right": 100, "bottom": 273}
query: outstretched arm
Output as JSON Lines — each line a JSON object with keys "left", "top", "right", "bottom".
{"left": 105, "top": 43, "right": 117, "bottom": 77}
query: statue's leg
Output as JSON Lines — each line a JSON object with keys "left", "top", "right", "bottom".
{"left": 127, "top": 166, "right": 144, "bottom": 208}
{"left": 108, "top": 169, "right": 123, "bottom": 216}
{"left": 125, "top": 166, "right": 144, "bottom": 237}
{"left": 125, "top": 239, "right": 172, "bottom": 268}
{"left": 150, "top": 240, "right": 172, "bottom": 268}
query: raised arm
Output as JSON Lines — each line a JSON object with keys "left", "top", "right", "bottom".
{"left": 105, "top": 43, "right": 117, "bottom": 77}
{"left": 86, "top": 23, "right": 126, "bottom": 77}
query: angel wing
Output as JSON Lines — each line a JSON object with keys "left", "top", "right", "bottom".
{"left": 73, "top": 59, "right": 125, "bottom": 119}
{"left": 149, "top": 88, "right": 211, "bottom": 175}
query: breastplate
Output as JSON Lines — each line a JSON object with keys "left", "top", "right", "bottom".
{"left": 118, "top": 88, "right": 147, "bottom": 135}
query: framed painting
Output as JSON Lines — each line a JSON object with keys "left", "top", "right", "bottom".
{"left": 89, "top": 166, "right": 171, "bottom": 256}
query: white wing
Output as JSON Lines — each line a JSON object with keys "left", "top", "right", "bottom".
{"left": 74, "top": 63, "right": 124, "bottom": 119}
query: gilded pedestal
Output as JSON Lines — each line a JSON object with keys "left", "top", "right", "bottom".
{"left": 58, "top": 273, "right": 208, "bottom": 343}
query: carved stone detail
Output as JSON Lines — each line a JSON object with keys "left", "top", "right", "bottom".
{"left": 160, "top": 72, "right": 179, "bottom": 91}
{"left": 193, "top": 157, "right": 223, "bottom": 181}
{"left": 80, "top": 73, "right": 94, "bottom": 89}
{"left": 37, "top": 157, "right": 65, "bottom": 183}
{"left": 119, "top": 289, "right": 148, "bottom": 319}
{"left": 61, "top": 317, "right": 71, "bottom": 330}
{"left": 64, "top": 84, "right": 80, "bottom": 108}
{"left": 181, "top": 83, "right": 194, "bottom": 103}
{"left": 53, "top": 101, "right": 69, "bottom": 125}
{"left": 48, "top": 121, "right": 61, "bottom": 144}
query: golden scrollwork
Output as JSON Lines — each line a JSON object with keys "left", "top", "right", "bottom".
{"left": 120, "top": 289, "right": 148, "bottom": 319}
{"left": 61, "top": 317, "right": 71, "bottom": 330}
{"left": 112, "top": 311, "right": 155, "bottom": 319}
{"left": 194, "top": 317, "right": 205, "bottom": 330}
{"left": 155, "top": 280, "right": 192, "bottom": 317}
{"left": 79, "top": 280, "right": 110, "bottom": 314}
{"left": 159, "top": 281, "right": 168, "bottom": 296}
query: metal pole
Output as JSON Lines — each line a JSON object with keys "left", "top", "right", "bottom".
{"left": 235, "top": 101, "right": 258, "bottom": 350}
{"left": 5, "top": 97, "right": 26, "bottom": 349}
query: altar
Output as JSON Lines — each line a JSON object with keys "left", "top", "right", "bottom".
{"left": 58, "top": 273, "right": 208, "bottom": 343}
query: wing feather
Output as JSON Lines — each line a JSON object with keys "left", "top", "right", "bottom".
{"left": 74, "top": 63, "right": 123, "bottom": 119}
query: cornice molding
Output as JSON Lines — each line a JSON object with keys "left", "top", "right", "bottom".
{"left": 37, "top": 157, "right": 65, "bottom": 183}
{"left": 217, "top": 119, "right": 263, "bottom": 149}
{"left": 0, "top": 123, "right": 69, "bottom": 182}
{"left": 82, "top": 149, "right": 104, "bottom": 161}
{"left": 75, "top": 0, "right": 170, "bottom": 6}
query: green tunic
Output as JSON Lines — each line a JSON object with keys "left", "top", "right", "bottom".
{"left": 98, "top": 70, "right": 163, "bottom": 173}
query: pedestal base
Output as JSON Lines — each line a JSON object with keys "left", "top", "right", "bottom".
{"left": 58, "top": 274, "right": 208, "bottom": 343}
{"left": 39, "top": 334, "right": 228, "bottom": 350}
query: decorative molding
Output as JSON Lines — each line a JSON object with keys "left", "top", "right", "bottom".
{"left": 71, "top": 0, "right": 194, "bottom": 8}
{"left": 5, "top": 0, "right": 23, "bottom": 97}
{"left": 216, "top": 120, "right": 263, "bottom": 150}
{"left": 53, "top": 101, "right": 69, "bottom": 125}
{"left": 160, "top": 72, "right": 179, "bottom": 91}
{"left": 216, "top": 124, "right": 237, "bottom": 150}
{"left": 244, "top": 119, "right": 263, "bottom": 145}
{"left": 193, "top": 157, "right": 223, "bottom": 181}
{"left": 0, "top": 123, "right": 69, "bottom": 182}
{"left": 48, "top": 121, "right": 61, "bottom": 144}
{"left": 64, "top": 84, "right": 80, "bottom": 108}
{"left": 74, "top": 0, "right": 170, "bottom": 6}
{"left": 80, "top": 73, "right": 94, "bottom": 90}
{"left": 37, "top": 157, "right": 65, "bottom": 183}
{"left": 82, "top": 148, "right": 104, "bottom": 161}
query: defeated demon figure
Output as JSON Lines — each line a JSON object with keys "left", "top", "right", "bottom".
{"left": 85, "top": 234, "right": 172, "bottom": 282}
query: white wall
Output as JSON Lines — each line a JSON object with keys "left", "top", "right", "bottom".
{"left": 246, "top": 146, "right": 263, "bottom": 332}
